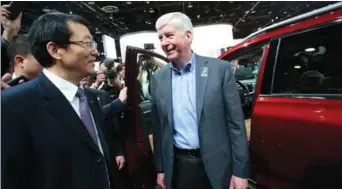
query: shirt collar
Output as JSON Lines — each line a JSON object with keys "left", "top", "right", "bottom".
{"left": 43, "top": 69, "right": 79, "bottom": 102}
{"left": 12, "top": 73, "right": 18, "bottom": 79}
{"left": 170, "top": 52, "right": 196, "bottom": 74}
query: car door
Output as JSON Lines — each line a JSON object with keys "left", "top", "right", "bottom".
{"left": 250, "top": 21, "right": 342, "bottom": 189}
{"left": 123, "top": 46, "right": 168, "bottom": 189}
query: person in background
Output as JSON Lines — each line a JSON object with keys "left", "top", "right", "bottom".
{"left": 1, "top": 4, "right": 22, "bottom": 76}
{"left": 7, "top": 34, "right": 42, "bottom": 80}
{"left": 2, "top": 12, "right": 127, "bottom": 189}
{"left": 116, "top": 64, "right": 125, "bottom": 86}
{"left": 150, "top": 12, "right": 248, "bottom": 189}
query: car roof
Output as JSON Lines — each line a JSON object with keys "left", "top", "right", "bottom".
{"left": 219, "top": 2, "right": 342, "bottom": 59}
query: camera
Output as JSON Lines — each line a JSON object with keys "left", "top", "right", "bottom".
{"left": 105, "top": 70, "right": 118, "bottom": 83}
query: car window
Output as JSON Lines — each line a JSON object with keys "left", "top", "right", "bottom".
{"left": 226, "top": 44, "right": 266, "bottom": 86}
{"left": 136, "top": 53, "right": 167, "bottom": 101}
{"left": 272, "top": 22, "right": 342, "bottom": 95}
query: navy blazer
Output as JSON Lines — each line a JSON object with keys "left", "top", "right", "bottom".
{"left": 1, "top": 72, "right": 124, "bottom": 189}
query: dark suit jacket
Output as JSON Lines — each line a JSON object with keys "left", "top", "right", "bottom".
{"left": 1, "top": 73, "right": 124, "bottom": 189}
{"left": 150, "top": 54, "right": 249, "bottom": 189}
{"left": 88, "top": 88, "right": 125, "bottom": 157}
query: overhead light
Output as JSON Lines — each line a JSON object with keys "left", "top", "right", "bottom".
{"left": 305, "top": 48, "right": 315, "bottom": 52}
{"left": 197, "top": 15, "right": 200, "bottom": 18}
{"left": 275, "top": 16, "right": 278, "bottom": 19}
{"left": 284, "top": 11, "right": 287, "bottom": 14}
{"left": 126, "top": 1, "right": 131, "bottom": 4}
{"left": 220, "top": 14, "right": 223, "bottom": 17}
{"left": 149, "top": 8, "right": 154, "bottom": 13}
{"left": 251, "top": 10, "right": 256, "bottom": 14}
{"left": 188, "top": 3, "right": 193, "bottom": 8}
{"left": 245, "top": 10, "right": 249, "bottom": 14}
{"left": 43, "top": 8, "right": 52, "bottom": 12}
{"left": 271, "top": 19, "right": 274, "bottom": 22}
{"left": 294, "top": 65, "right": 301, "bottom": 69}
{"left": 146, "top": 1, "right": 150, "bottom": 4}
{"left": 70, "top": 11, "right": 73, "bottom": 14}
{"left": 88, "top": 2, "right": 95, "bottom": 5}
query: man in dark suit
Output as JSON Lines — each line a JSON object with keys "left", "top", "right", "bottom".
{"left": 88, "top": 87, "right": 127, "bottom": 189}
{"left": 1, "top": 12, "right": 127, "bottom": 189}
{"left": 151, "top": 12, "right": 249, "bottom": 189}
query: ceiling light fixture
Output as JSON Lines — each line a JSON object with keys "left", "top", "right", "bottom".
{"left": 88, "top": 2, "right": 95, "bottom": 5}
{"left": 251, "top": 10, "right": 256, "bottom": 14}
{"left": 294, "top": 65, "right": 301, "bottom": 69}
{"left": 305, "top": 48, "right": 315, "bottom": 52}
{"left": 101, "top": 5, "right": 119, "bottom": 13}
{"left": 149, "top": 8, "right": 154, "bottom": 13}
{"left": 188, "top": 3, "right": 193, "bottom": 8}
{"left": 197, "top": 15, "right": 200, "bottom": 18}
{"left": 126, "top": 2, "right": 131, "bottom": 4}
{"left": 43, "top": 8, "right": 52, "bottom": 13}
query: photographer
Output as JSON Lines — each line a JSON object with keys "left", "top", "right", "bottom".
{"left": 1, "top": 4, "right": 22, "bottom": 76}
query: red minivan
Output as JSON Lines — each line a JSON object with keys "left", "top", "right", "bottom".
{"left": 122, "top": 3, "right": 342, "bottom": 189}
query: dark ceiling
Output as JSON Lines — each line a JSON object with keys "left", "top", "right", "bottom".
{"left": 5, "top": 1, "right": 337, "bottom": 58}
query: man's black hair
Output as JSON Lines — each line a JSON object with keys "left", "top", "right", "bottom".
{"left": 7, "top": 34, "right": 31, "bottom": 67}
{"left": 28, "top": 12, "right": 92, "bottom": 67}
{"left": 102, "top": 58, "right": 115, "bottom": 70}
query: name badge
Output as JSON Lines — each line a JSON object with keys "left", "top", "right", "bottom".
{"left": 201, "top": 67, "right": 208, "bottom": 77}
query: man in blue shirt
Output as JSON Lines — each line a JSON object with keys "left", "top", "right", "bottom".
{"left": 150, "top": 12, "right": 249, "bottom": 189}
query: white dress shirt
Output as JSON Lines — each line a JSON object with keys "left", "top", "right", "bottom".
{"left": 43, "top": 69, "right": 105, "bottom": 155}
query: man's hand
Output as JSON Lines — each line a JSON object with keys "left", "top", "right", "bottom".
{"left": 115, "top": 156, "right": 125, "bottom": 170}
{"left": 156, "top": 173, "right": 166, "bottom": 189}
{"left": 118, "top": 87, "right": 127, "bottom": 103}
{"left": 1, "top": 73, "right": 12, "bottom": 90}
{"left": 229, "top": 176, "right": 248, "bottom": 189}
{"left": 1, "top": 5, "right": 22, "bottom": 41}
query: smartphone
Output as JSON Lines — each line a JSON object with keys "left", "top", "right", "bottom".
{"left": 7, "top": 1, "right": 28, "bottom": 20}
{"left": 7, "top": 75, "right": 29, "bottom": 86}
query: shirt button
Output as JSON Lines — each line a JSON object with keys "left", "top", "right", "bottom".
{"left": 97, "top": 158, "right": 103, "bottom": 164}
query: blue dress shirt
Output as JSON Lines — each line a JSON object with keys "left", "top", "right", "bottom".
{"left": 170, "top": 53, "right": 199, "bottom": 149}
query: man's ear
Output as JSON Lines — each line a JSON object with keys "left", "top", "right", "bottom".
{"left": 14, "top": 55, "right": 26, "bottom": 68}
{"left": 46, "top": 42, "right": 63, "bottom": 60}
{"left": 185, "top": 30, "right": 192, "bottom": 43}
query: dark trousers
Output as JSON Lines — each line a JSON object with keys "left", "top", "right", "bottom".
{"left": 172, "top": 148, "right": 213, "bottom": 189}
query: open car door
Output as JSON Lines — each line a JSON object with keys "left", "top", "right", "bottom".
{"left": 123, "top": 46, "right": 168, "bottom": 189}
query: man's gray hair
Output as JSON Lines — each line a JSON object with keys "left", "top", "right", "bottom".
{"left": 155, "top": 12, "right": 193, "bottom": 34}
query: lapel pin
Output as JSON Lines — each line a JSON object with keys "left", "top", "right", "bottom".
{"left": 201, "top": 67, "right": 208, "bottom": 77}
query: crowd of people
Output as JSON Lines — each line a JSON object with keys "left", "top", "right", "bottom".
{"left": 1, "top": 4, "right": 249, "bottom": 189}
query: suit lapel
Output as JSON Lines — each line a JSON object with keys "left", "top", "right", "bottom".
{"left": 195, "top": 55, "right": 209, "bottom": 125}
{"left": 36, "top": 73, "right": 102, "bottom": 155}
{"left": 84, "top": 89, "right": 111, "bottom": 159}
{"left": 161, "top": 67, "right": 173, "bottom": 129}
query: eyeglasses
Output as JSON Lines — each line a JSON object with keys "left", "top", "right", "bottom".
{"left": 68, "top": 40, "right": 98, "bottom": 50}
